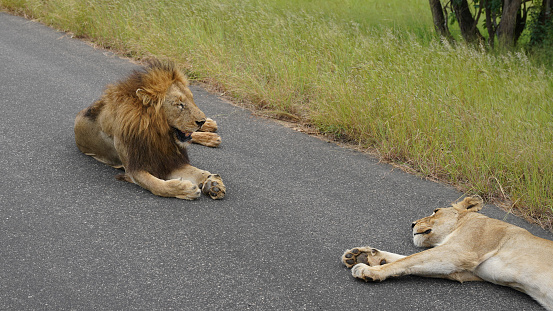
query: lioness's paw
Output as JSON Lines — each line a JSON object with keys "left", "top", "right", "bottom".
{"left": 190, "top": 132, "right": 221, "bottom": 148}
{"left": 342, "top": 247, "right": 387, "bottom": 268}
{"left": 201, "top": 174, "right": 226, "bottom": 200}
{"left": 351, "top": 263, "right": 369, "bottom": 280}
{"left": 351, "top": 263, "right": 382, "bottom": 282}
{"left": 167, "top": 179, "right": 201, "bottom": 200}
{"left": 351, "top": 263, "right": 374, "bottom": 281}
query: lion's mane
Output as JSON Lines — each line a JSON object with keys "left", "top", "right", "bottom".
{"left": 101, "top": 60, "right": 191, "bottom": 179}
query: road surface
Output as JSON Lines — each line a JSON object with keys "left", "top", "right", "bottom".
{"left": 1, "top": 12, "right": 551, "bottom": 310}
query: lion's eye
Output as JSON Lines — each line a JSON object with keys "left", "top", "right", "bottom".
{"left": 177, "top": 103, "right": 185, "bottom": 109}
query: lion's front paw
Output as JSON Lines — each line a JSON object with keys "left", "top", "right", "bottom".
{"left": 342, "top": 247, "right": 387, "bottom": 268}
{"left": 351, "top": 263, "right": 374, "bottom": 281}
{"left": 342, "top": 248, "right": 368, "bottom": 268}
{"left": 166, "top": 179, "right": 201, "bottom": 200}
{"left": 199, "top": 118, "right": 218, "bottom": 132}
{"left": 352, "top": 263, "right": 369, "bottom": 280}
{"left": 190, "top": 132, "right": 221, "bottom": 147}
{"left": 201, "top": 174, "right": 226, "bottom": 199}
{"left": 351, "top": 263, "right": 383, "bottom": 281}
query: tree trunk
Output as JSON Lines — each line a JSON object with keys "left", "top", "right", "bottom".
{"left": 513, "top": 4, "right": 527, "bottom": 44}
{"left": 496, "top": 0, "right": 523, "bottom": 47}
{"left": 484, "top": 0, "right": 497, "bottom": 48}
{"left": 452, "top": 0, "right": 485, "bottom": 43}
{"left": 530, "top": 0, "right": 552, "bottom": 45}
{"left": 429, "top": 0, "right": 453, "bottom": 40}
{"left": 541, "top": 0, "right": 552, "bottom": 20}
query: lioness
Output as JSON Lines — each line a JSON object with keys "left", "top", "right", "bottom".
{"left": 342, "top": 196, "right": 553, "bottom": 310}
{"left": 74, "top": 60, "right": 225, "bottom": 200}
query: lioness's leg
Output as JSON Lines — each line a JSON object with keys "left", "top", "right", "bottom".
{"left": 167, "top": 164, "right": 226, "bottom": 199}
{"left": 74, "top": 106, "right": 122, "bottom": 168}
{"left": 191, "top": 118, "right": 221, "bottom": 147}
{"left": 342, "top": 247, "right": 406, "bottom": 268}
{"left": 350, "top": 247, "right": 482, "bottom": 282}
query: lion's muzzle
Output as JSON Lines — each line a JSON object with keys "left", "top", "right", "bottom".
{"left": 173, "top": 127, "right": 193, "bottom": 142}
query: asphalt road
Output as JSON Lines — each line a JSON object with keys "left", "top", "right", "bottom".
{"left": 1, "top": 12, "right": 552, "bottom": 311}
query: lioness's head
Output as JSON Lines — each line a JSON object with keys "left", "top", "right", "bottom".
{"left": 134, "top": 60, "right": 206, "bottom": 145}
{"left": 411, "top": 196, "right": 483, "bottom": 247}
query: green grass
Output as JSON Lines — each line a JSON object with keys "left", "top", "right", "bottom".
{"left": 2, "top": 0, "right": 552, "bottom": 228}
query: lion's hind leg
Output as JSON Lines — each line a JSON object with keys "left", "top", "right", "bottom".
{"left": 74, "top": 105, "right": 122, "bottom": 167}
{"left": 115, "top": 173, "right": 133, "bottom": 183}
{"left": 342, "top": 247, "right": 406, "bottom": 269}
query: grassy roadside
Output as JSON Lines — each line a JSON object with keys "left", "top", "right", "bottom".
{"left": 2, "top": 0, "right": 552, "bottom": 229}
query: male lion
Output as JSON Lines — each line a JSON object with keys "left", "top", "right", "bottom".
{"left": 74, "top": 60, "right": 225, "bottom": 200}
{"left": 342, "top": 196, "right": 553, "bottom": 310}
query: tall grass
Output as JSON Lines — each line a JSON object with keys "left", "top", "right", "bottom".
{"left": 2, "top": 0, "right": 552, "bottom": 228}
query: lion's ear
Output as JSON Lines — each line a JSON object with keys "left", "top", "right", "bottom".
{"left": 136, "top": 88, "right": 154, "bottom": 106}
{"left": 455, "top": 196, "right": 483, "bottom": 212}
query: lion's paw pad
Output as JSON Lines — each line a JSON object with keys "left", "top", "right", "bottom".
{"left": 201, "top": 174, "right": 226, "bottom": 199}
{"left": 342, "top": 247, "right": 384, "bottom": 268}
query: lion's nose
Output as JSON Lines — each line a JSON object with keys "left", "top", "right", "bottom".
{"left": 411, "top": 222, "right": 416, "bottom": 228}
{"left": 196, "top": 120, "right": 206, "bottom": 128}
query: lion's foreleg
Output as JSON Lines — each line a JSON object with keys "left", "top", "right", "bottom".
{"left": 129, "top": 170, "right": 201, "bottom": 200}
{"left": 191, "top": 118, "right": 221, "bottom": 147}
{"left": 167, "top": 165, "right": 226, "bottom": 199}
{"left": 199, "top": 118, "right": 218, "bottom": 132}
{"left": 190, "top": 132, "right": 221, "bottom": 147}
{"left": 342, "top": 247, "right": 406, "bottom": 268}
{"left": 190, "top": 118, "right": 221, "bottom": 147}
{"left": 351, "top": 247, "right": 478, "bottom": 282}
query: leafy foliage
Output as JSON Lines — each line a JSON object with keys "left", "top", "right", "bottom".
{"left": 432, "top": 0, "right": 546, "bottom": 48}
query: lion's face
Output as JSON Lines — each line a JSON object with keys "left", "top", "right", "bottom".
{"left": 411, "top": 207, "right": 460, "bottom": 247}
{"left": 411, "top": 196, "right": 484, "bottom": 248}
{"left": 162, "top": 82, "right": 206, "bottom": 144}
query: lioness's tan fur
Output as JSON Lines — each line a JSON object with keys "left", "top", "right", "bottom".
{"left": 342, "top": 196, "right": 553, "bottom": 310}
{"left": 74, "top": 60, "right": 225, "bottom": 200}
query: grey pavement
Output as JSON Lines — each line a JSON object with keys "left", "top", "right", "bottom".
{"left": 1, "top": 12, "right": 552, "bottom": 310}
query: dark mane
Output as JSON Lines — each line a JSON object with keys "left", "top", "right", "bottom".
{"left": 108, "top": 60, "right": 190, "bottom": 179}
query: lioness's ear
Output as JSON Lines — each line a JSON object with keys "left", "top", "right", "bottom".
{"left": 455, "top": 196, "right": 483, "bottom": 212}
{"left": 136, "top": 88, "right": 153, "bottom": 106}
